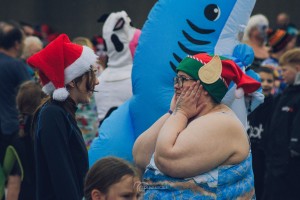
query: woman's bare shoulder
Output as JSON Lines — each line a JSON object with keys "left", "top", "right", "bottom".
{"left": 187, "top": 111, "right": 249, "bottom": 157}
{"left": 189, "top": 111, "right": 244, "bottom": 132}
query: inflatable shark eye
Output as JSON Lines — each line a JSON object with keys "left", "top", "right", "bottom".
{"left": 204, "top": 4, "right": 221, "bottom": 21}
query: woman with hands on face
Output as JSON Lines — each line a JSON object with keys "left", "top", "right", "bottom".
{"left": 132, "top": 53, "right": 261, "bottom": 199}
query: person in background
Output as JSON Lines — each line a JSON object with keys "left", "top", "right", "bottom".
{"left": 94, "top": 11, "right": 141, "bottom": 124}
{"left": 263, "top": 48, "right": 300, "bottom": 200}
{"left": 27, "top": 34, "right": 99, "bottom": 200}
{"left": 91, "top": 35, "right": 108, "bottom": 73}
{"left": 133, "top": 53, "right": 260, "bottom": 199}
{"left": 84, "top": 157, "right": 142, "bottom": 200}
{"left": 72, "top": 36, "right": 100, "bottom": 148}
{"left": 21, "top": 36, "right": 43, "bottom": 80}
{"left": 0, "top": 21, "right": 29, "bottom": 195}
{"left": 243, "top": 14, "right": 270, "bottom": 69}
{"left": 262, "top": 29, "right": 296, "bottom": 95}
{"left": 73, "top": 37, "right": 94, "bottom": 49}
{"left": 276, "top": 12, "right": 299, "bottom": 36}
{"left": 5, "top": 81, "right": 46, "bottom": 200}
{"left": 19, "top": 21, "right": 37, "bottom": 37}
{"left": 262, "top": 29, "right": 295, "bottom": 68}
{"left": 247, "top": 67, "right": 275, "bottom": 200}
{"left": 38, "top": 24, "right": 59, "bottom": 47}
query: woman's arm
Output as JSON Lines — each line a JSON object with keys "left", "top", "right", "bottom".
{"left": 133, "top": 94, "right": 178, "bottom": 171}
{"left": 132, "top": 113, "right": 170, "bottom": 171}
{"left": 155, "top": 113, "right": 247, "bottom": 178}
{"left": 154, "top": 83, "right": 248, "bottom": 178}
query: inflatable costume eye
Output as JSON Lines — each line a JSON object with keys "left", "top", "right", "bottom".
{"left": 204, "top": 4, "right": 221, "bottom": 21}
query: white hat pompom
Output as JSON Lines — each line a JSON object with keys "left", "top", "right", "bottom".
{"left": 53, "top": 87, "right": 69, "bottom": 101}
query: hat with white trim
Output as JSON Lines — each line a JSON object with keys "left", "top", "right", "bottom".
{"left": 27, "top": 34, "right": 98, "bottom": 101}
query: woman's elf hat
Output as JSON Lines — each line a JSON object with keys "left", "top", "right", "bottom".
{"left": 176, "top": 53, "right": 261, "bottom": 103}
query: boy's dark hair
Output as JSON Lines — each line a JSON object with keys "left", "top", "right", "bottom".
{"left": 0, "top": 21, "right": 23, "bottom": 50}
{"left": 256, "top": 67, "right": 275, "bottom": 78}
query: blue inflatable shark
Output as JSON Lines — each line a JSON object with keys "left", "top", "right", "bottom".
{"left": 89, "top": 0, "right": 257, "bottom": 165}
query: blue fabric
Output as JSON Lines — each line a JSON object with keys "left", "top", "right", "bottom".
{"left": 89, "top": 101, "right": 135, "bottom": 165}
{"left": 89, "top": 0, "right": 257, "bottom": 165}
{"left": 0, "top": 53, "right": 30, "bottom": 135}
{"left": 143, "top": 153, "right": 255, "bottom": 199}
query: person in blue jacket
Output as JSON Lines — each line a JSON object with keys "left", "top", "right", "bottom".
{"left": 27, "top": 34, "right": 99, "bottom": 200}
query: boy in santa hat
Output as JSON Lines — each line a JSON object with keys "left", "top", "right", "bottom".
{"left": 27, "top": 33, "right": 99, "bottom": 200}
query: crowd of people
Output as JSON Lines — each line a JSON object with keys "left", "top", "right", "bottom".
{"left": 0, "top": 9, "right": 300, "bottom": 200}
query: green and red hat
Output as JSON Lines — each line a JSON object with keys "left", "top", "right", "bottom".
{"left": 176, "top": 53, "right": 261, "bottom": 103}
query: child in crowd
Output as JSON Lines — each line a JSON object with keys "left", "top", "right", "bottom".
{"left": 84, "top": 157, "right": 142, "bottom": 200}
{"left": 5, "top": 81, "right": 45, "bottom": 200}
{"left": 263, "top": 48, "right": 300, "bottom": 200}
{"left": 247, "top": 67, "right": 275, "bottom": 200}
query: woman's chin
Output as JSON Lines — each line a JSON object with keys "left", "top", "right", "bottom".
{"left": 79, "top": 98, "right": 91, "bottom": 105}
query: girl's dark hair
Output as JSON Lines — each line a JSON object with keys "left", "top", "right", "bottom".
{"left": 17, "top": 81, "right": 45, "bottom": 115}
{"left": 256, "top": 66, "right": 275, "bottom": 78}
{"left": 84, "top": 157, "right": 141, "bottom": 200}
{"left": 67, "top": 66, "right": 97, "bottom": 94}
{"left": 31, "top": 67, "right": 97, "bottom": 137}
{"left": 16, "top": 81, "right": 46, "bottom": 137}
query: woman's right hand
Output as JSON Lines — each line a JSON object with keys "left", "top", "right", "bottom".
{"left": 169, "top": 93, "right": 177, "bottom": 112}
{"left": 174, "top": 81, "right": 202, "bottom": 119}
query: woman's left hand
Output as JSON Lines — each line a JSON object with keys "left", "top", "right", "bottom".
{"left": 174, "top": 81, "right": 202, "bottom": 119}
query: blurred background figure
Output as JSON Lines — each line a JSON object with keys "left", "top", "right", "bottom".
{"left": 73, "top": 36, "right": 94, "bottom": 48}
{"left": 263, "top": 48, "right": 300, "bottom": 200}
{"left": 38, "top": 23, "right": 59, "bottom": 47}
{"left": 0, "top": 20, "right": 30, "bottom": 200}
{"left": 0, "top": 20, "right": 29, "bottom": 168}
{"left": 4, "top": 81, "right": 45, "bottom": 200}
{"left": 262, "top": 29, "right": 296, "bottom": 95}
{"left": 91, "top": 35, "right": 108, "bottom": 73}
{"left": 72, "top": 36, "right": 100, "bottom": 149}
{"left": 263, "top": 29, "right": 295, "bottom": 68}
{"left": 243, "top": 14, "right": 270, "bottom": 69}
{"left": 247, "top": 67, "right": 275, "bottom": 200}
{"left": 94, "top": 11, "right": 141, "bottom": 125}
{"left": 19, "top": 21, "right": 36, "bottom": 37}
{"left": 276, "top": 12, "right": 299, "bottom": 36}
{"left": 21, "top": 36, "right": 43, "bottom": 81}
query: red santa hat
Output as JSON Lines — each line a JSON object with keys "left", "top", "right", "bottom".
{"left": 27, "top": 34, "right": 98, "bottom": 101}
